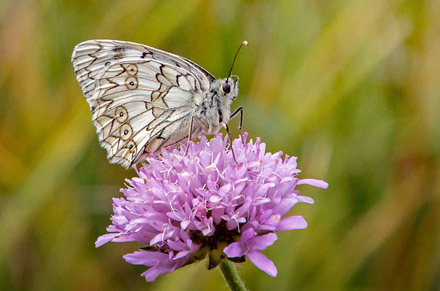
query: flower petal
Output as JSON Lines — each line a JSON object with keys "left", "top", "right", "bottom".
{"left": 123, "top": 251, "right": 169, "bottom": 266}
{"left": 142, "top": 263, "right": 176, "bottom": 282}
{"left": 298, "top": 179, "right": 329, "bottom": 189}
{"left": 249, "top": 233, "right": 277, "bottom": 250}
{"left": 247, "top": 250, "right": 277, "bottom": 277}
{"left": 241, "top": 228, "right": 256, "bottom": 242}
{"left": 276, "top": 216, "right": 307, "bottom": 231}
{"left": 224, "top": 242, "right": 246, "bottom": 257}
{"left": 95, "top": 233, "right": 119, "bottom": 247}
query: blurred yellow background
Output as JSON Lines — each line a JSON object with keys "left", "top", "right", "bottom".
{"left": 1, "top": 0, "right": 439, "bottom": 290}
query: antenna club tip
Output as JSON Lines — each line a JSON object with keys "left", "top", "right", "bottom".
{"left": 227, "top": 40, "right": 248, "bottom": 79}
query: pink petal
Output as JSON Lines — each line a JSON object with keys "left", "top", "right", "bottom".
{"left": 142, "top": 264, "right": 175, "bottom": 282}
{"left": 247, "top": 251, "right": 277, "bottom": 277}
{"left": 174, "top": 250, "right": 191, "bottom": 259}
{"left": 277, "top": 216, "right": 307, "bottom": 231}
{"left": 296, "top": 195, "right": 314, "bottom": 204}
{"left": 224, "top": 242, "right": 246, "bottom": 257}
{"left": 249, "top": 233, "right": 277, "bottom": 250}
{"left": 123, "top": 251, "right": 169, "bottom": 266}
{"left": 241, "top": 228, "right": 256, "bottom": 242}
{"left": 95, "top": 233, "right": 119, "bottom": 247}
{"left": 298, "top": 179, "right": 328, "bottom": 189}
{"left": 167, "top": 240, "right": 186, "bottom": 251}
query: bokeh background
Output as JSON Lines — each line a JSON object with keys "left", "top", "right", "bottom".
{"left": 1, "top": 0, "right": 439, "bottom": 290}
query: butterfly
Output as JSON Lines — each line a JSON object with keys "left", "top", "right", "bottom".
{"left": 71, "top": 40, "right": 247, "bottom": 168}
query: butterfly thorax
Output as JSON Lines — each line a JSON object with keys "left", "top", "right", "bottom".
{"left": 195, "top": 77, "right": 238, "bottom": 135}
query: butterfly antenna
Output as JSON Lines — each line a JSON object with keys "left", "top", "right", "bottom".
{"left": 227, "top": 40, "right": 248, "bottom": 82}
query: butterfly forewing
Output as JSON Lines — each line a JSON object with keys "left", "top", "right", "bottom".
{"left": 71, "top": 40, "right": 215, "bottom": 168}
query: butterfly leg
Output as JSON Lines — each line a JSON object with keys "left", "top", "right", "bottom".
{"left": 184, "top": 116, "right": 195, "bottom": 156}
{"left": 230, "top": 106, "right": 244, "bottom": 142}
{"left": 185, "top": 116, "right": 209, "bottom": 156}
{"left": 193, "top": 116, "right": 209, "bottom": 132}
{"left": 223, "top": 122, "right": 239, "bottom": 165}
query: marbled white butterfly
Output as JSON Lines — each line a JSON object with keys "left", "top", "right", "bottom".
{"left": 72, "top": 40, "right": 247, "bottom": 168}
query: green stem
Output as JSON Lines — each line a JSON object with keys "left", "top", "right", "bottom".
{"left": 219, "top": 260, "right": 247, "bottom": 291}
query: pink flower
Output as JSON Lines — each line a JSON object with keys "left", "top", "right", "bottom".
{"left": 96, "top": 133, "right": 328, "bottom": 281}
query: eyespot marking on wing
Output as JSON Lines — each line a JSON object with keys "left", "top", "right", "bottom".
{"left": 115, "top": 106, "right": 128, "bottom": 122}
{"left": 125, "top": 76, "right": 139, "bottom": 90}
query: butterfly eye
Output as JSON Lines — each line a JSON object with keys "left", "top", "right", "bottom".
{"left": 222, "top": 82, "right": 231, "bottom": 94}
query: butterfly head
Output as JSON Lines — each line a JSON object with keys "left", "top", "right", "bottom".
{"left": 218, "top": 75, "right": 239, "bottom": 101}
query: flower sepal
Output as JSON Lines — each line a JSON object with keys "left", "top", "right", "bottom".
{"left": 208, "top": 241, "right": 229, "bottom": 269}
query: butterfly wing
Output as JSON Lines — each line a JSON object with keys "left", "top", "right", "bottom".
{"left": 72, "top": 40, "right": 215, "bottom": 168}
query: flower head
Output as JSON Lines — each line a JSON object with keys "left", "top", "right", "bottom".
{"left": 96, "top": 133, "right": 328, "bottom": 281}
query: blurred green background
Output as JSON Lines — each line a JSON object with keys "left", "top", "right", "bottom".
{"left": 1, "top": 0, "right": 439, "bottom": 290}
